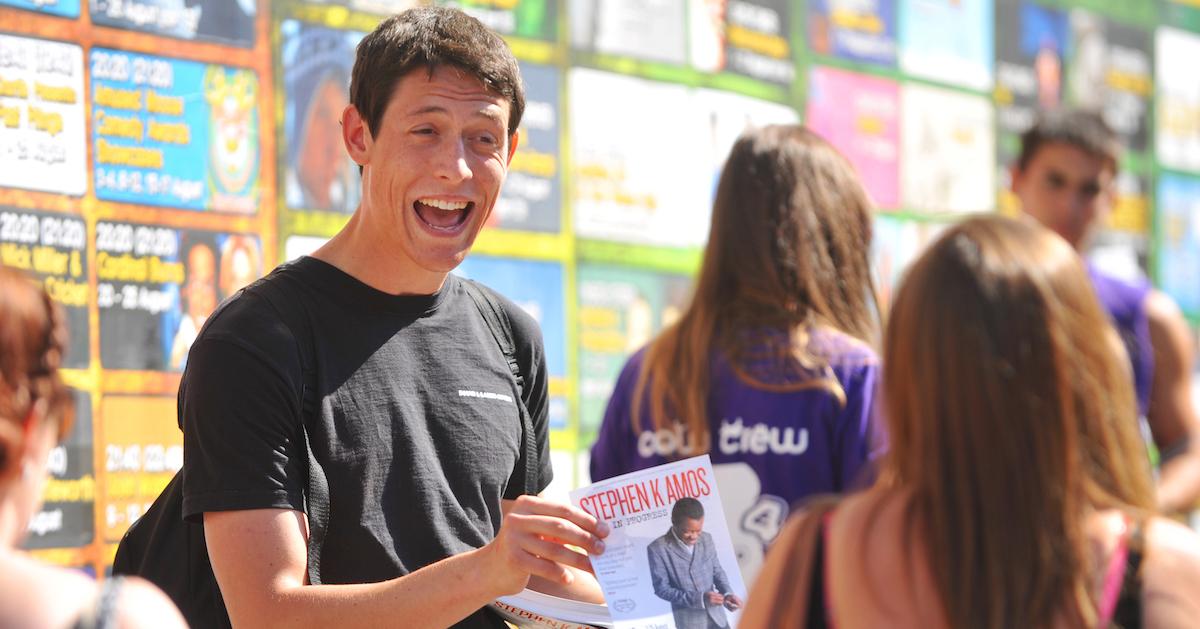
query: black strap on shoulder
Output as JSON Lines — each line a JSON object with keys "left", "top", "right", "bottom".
{"left": 250, "top": 274, "right": 329, "bottom": 585}
{"left": 460, "top": 278, "right": 538, "bottom": 496}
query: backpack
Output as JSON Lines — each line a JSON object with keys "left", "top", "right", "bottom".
{"left": 112, "top": 271, "right": 539, "bottom": 628}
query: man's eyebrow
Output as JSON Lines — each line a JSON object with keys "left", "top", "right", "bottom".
{"left": 406, "top": 105, "right": 505, "bottom": 128}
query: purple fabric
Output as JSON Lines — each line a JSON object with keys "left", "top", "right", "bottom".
{"left": 588, "top": 327, "right": 882, "bottom": 581}
{"left": 1088, "top": 264, "right": 1154, "bottom": 417}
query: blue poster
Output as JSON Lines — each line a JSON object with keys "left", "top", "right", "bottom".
{"left": 490, "top": 61, "right": 561, "bottom": 233}
{"left": 90, "top": 49, "right": 261, "bottom": 213}
{"left": 808, "top": 0, "right": 897, "bottom": 67}
{"left": 898, "top": 0, "right": 993, "bottom": 91}
{"left": 1158, "top": 174, "right": 1200, "bottom": 317}
{"left": 0, "top": 0, "right": 79, "bottom": 17}
{"left": 453, "top": 256, "right": 568, "bottom": 429}
{"left": 280, "top": 21, "right": 365, "bottom": 215}
{"left": 90, "top": 0, "right": 255, "bottom": 47}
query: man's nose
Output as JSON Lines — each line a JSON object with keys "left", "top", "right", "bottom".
{"left": 433, "top": 138, "right": 472, "bottom": 183}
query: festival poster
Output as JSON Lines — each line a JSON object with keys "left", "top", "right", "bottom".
{"left": 0, "top": 34, "right": 86, "bottom": 196}
{"left": 692, "top": 87, "right": 798, "bottom": 208}
{"left": 22, "top": 390, "right": 94, "bottom": 550}
{"left": 807, "top": 0, "right": 897, "bottom": 67}
{"left": 488, "top": 61, "right": 561, "bottom": 233}
{"left": 90, "top": 49, "right": 261, "bottom": 213}
{"left": 568, "top": 0, "right": 688, "bottom": 65}
{"left": 570, "top": 69, "right": 709, "bottom": 247}
{"left": 570, "top": 455, "right": 747, "bottom": 629}
{"left": 1156, "top": 28, "right": 1200, "bottom": 174}
{"left": 89, "top": 0, "right": 256, "bottom": 47}
{"left": 577, "top": 263, "right": 692, "bottom": 438}
{"left": 900, "top": 83, "right": 995, "bottom": 214}
{"left": 806, "top": 66, "right": 900, "bottom": 209}
{"left": 0, "top": 207, "right": 88, "bottom": 368}
{"left": 897, "top": 0, "right": 993, "bottom": 91}
{"left": 97, "top": 221, "right": 263, "bottom": 371}
{"left": 97, "top": 395, "right": 181, "bottom": 542}
{"left": 1066, "top": 11, "right": 1152, "bottom": 154}
{"left": 1158, "top": 174, "right": 1200, "bottom": 317}
{"left": 0, "top": 0, "right": 78, "bottom": 16}
{"left": 280, "top": 21, "right": 365, "bottom": 217}
{"left": 453, "top": 255, "right": 568, "bottom": 431}
{"left": 690, "top": 0, "right": 795, "bottom": 85}
{"left": 438, "top": 0, "right": 558, "bottom": 41}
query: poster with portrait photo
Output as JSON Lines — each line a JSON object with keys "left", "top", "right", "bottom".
{"left": 22, "top": 389, "right": 94, "bottom": 550}
{"left": 280, "top": 21, "right": 365, "bottom": 216}
{"left": 898, "top": 0, "right": 993, "bottom": 91}
{"left": 900, "top": 83, "right": 995, "bottom": 214}
{"left": 577, "top": 263, "right": 692, "bottom": 439}
{"left": 1066, "top": 11, "right": 1152, "bottom": 154}
{"left": 807, "top": 0, "right": 897, "bottom": 67}
{"left": 1156, "top": 27, "right": 1200, "bottom": 174}
{"left": 90, "top": 0, "right": 256, "bottom": 47}
{"left": 568, "top": 0, "right": 687, "bottom": 64}
{"left": 453, "top": 255, "right": 569, "bottom": 431}
{"left": 571, "top": 455, "right": 747, "bottom": 629}
{"left": 0, "top": 34, "right": 87, "bottom": 196}
{"left": 806, "top": 66, "right": 900, "bottom": 209}
{"left": 97, "top": 222, "right": 262, "bottom": 372}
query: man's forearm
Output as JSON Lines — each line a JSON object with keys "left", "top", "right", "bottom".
{"left": 228, "top": 548, "right": 501, "bottom": 629}
{"left": 1157, "top": 444, "right": 1200, "bottom": 514}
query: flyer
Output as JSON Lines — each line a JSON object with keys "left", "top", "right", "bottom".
{"left": 571, "top": 455, "right": 747, "bottom": 629}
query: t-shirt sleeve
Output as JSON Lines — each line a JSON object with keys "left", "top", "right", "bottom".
{"left": 833, "top": 359, "right": 883, "bottom": 492}
{"left": 504, "top": 300, "right": 554, "bottom": 497}
{"left": 180, "top": 302, "right": 307, "bottom": 523}
{"left": 589, "top": 349, "right": 645, "bottom": 482}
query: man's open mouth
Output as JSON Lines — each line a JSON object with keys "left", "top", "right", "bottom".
{"left": 414, "top": 199, "right": 473, "bottom": 232}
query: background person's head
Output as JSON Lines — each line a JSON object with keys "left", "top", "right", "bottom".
{"left": 0, "top": 266, "right": 72, "bottom": 546}
{"left": 349, "top": 6, "right": 525, "bottom": 146}
{"left": 881, "top": 215, "right": 1153, "bottom": 628}
{"left": 1012, "top": 108, "right": 1121, "bottom": 250}
{"left": 670, "top": 497, "right": 705, "bottom": 545}
{"left": 635, "top": 124, "right": 879, "bottom": 442}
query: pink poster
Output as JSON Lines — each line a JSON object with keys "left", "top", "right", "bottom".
{"left": 806, "top": 66, "right": 900, "bottom": 209}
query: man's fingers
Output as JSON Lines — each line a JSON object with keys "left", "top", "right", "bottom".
{"left": 510, "top": 495, "right": 610, "bottom": 537}
{"left": 508, "top": 512, "right": 606, "bottom": 554}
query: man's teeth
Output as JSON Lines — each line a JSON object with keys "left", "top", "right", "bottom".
{"left": 419, "top": 199, "right": 468, "bottom": 211}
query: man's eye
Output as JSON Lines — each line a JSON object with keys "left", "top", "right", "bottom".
{"left": 413, "top": 127, "right": 435, "bottom": 135}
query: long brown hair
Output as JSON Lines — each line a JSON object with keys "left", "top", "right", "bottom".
{"left": 0, "top": 265, "right": 72, "bottom": 480}
{"left": 880, "top": 215, "right": 1154, "bottom": 628}
{"left": 632, "top": 125, "right": 879, "bottom": 451}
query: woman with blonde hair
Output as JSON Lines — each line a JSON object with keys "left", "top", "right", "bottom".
{"left": 590, "top": 124, "right": 883, "bottom": 583}
{"left": 0, "top": 266, "right": 185, "bottom": 628}
{"left": 742, "top": 215, "right": 1200, "bottom": 628}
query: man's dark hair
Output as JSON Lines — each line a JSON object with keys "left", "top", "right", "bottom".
{"left": 671, "top": 497, "right": 705, "bottom": 526}
{"left": 349, "top": 6, "right": 525, "bottom": 139}
{"left": 1016, "top": 108, "right": 1121, "bottom": 174}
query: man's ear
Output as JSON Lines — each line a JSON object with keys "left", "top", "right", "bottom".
{"left": 342, "top": 104, "right": 371, "bottom": 166}
{"left": 506, "top": 129, "right": 520, "bottom": 167}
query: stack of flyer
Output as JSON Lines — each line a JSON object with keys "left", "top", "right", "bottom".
{"left": 493, "top": 455, "right": 747, "bottom": 629}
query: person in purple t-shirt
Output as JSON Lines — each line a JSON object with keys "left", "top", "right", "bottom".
{"left": 1012, "top": 108, "right": 1200, "bottom": 514}
{"left": 590, "top": 125, "right": 883, "bottom": 585}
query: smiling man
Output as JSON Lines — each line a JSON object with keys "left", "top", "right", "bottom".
{"left": 1012, "top": 108, "right": 1200, "bottom": 515}
{"left": 647, "top": 498, "right": 742, "bottom": 629}
{"left": 180, "top": 8, "right": 606, "bottom": 628}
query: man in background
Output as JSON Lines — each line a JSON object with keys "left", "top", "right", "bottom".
{"left": 1012, "top": 108, "right": 1200, "bottom": 515}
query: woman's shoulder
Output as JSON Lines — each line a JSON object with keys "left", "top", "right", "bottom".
{"left": 0, "top": 555, "right": 96, "bottom": 626}
{"left": 807, "top": 326, "right": 879, "bottom": 369}
{"left": 1141, "top": 516, "right": 1200, "bottom": 625}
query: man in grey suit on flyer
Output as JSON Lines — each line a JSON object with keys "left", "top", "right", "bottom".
{"left": 647, "top": 498, "right": 743, "bottom": 629}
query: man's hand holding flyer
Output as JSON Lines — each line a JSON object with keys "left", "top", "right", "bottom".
{"left": 570, "top": 455, "right": 747, "bottom": 629}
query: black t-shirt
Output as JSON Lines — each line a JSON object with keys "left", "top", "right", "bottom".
{"left": 180, "top": 256, "right": 553, "bottom": 628}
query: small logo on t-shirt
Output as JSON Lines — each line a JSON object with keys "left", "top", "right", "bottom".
{"left": 458, "top": 389, "right": 514, "bottom": 404}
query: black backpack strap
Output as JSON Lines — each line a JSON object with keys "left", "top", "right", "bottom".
{"left": 251, "top": 275, "right": 329, "bottom": 585}
{"left": 460, "top": 279, "right": 538, "bottom": 496}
